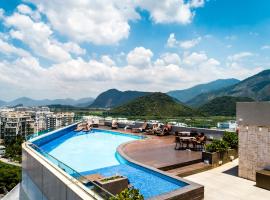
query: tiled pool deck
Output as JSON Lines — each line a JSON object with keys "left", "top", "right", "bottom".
{"left": 186, "top": 159, "right": 270, "bottom": 200}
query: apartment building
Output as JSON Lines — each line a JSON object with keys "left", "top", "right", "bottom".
{"left": 0, "top": 107, "right": 74, "bottom": 139}
{"left": 45, "top": 112, "right": 75, "bottom": 130}
{"left": 0, "top": 111, "right": 35, "bottom": 139}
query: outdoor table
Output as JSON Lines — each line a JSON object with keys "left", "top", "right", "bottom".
{"left": 179, "top": 131, "right": 190, "bottom": 136}
{"left": 179, "top": 136, "right": 196, "bottom": 149}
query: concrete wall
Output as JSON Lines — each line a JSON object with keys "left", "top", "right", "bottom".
{"left": 21, "top": 145, "right": 94, "bottom": 200}
{"left": 237, "top": 102, "right": 270, "bottom": 181}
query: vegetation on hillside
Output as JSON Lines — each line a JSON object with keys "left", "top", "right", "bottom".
{"left": 198, "top": 96, "right": 253, "bottom": 116}
{"left": 109, "top": 92, "right": 201, "bottom": 117}
{"left": 0, "top": 161, "right": 21, "bottom": 194}
{"left": 90, "top": 89, "right": 150, "bottom": 108}
{"left": 187, "top": 69, "right": 270, "bottom": 106}
{"left": 167, "top": 78, "right": 239, "bottom": 102}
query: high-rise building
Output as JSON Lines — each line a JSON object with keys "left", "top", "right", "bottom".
{"left": 0, "top": 111, "right": 35, "bottom": 139}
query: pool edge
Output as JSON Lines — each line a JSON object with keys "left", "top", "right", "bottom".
{"left": 117, "top": 141, "right": 204, "bottom": 200}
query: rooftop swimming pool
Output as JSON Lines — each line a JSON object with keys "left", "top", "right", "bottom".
{"left": 31, "top": 127, "right": 189, "bottom": 199}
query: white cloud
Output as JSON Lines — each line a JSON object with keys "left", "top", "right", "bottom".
{"left": 17, "top": 4, "right": 41, "bottom": 21}
{"left": 17, "top": 4, "right": 32, "bottom": 15}
{"left": 24, "top": 0, "right": 204, "bottom": 45}
{"left": 0, "top": 8, "right": 4, "bottom": 19}
{"left": 166, "top": 33, "right": 201, "bottom": 49}
{"left": 137, "top": 0, "right": 194, "bottom": 24}
{"left": 190, "top": 0, "right": 205, "bottom": 8}
{"left": 179, "top": 37, "right": 201, "bottom": 49}
{"left": 4, "top": 11, "right": 85, "bottom": 62}
{"left": 228, "top": 52, "right": 253, "bottom": 62}
{"left": 0, "top": 43, "right": 263, "bottom": 99}
{"left": 101, "top": 55, "right": 115, "bottom": 66}
{"left": 127, "top": 47, "right": 153, "bottom": 67}
{"left": 167, "top": 33, "right": 178, "bottom": 48}
{"left": 155, "top": 53, "right": 181, "bottom": 66}
{"left": 0, "top": 38, "right": 30, "bottom": 57}
{"left": 26, "top": 0, "right": 137, "bottom": 45}
{"left": 261, "top": 45, "right": 270, "bottom": 50}
{"left": 183, "top": 52, "right": 208, "bottom": 65}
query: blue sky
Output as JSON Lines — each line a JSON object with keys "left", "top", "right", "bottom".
{"left": 0, "top": 0, "right": 268, "bottom": 100}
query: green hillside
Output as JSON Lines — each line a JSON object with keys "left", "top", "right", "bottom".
{"left": 187, "top": 69, "right": 270, "bottom": 107}
{"left": 167, "top": 78, "right": 239, "bottom": 102}
{"left": 198, "top": 96, "right": 254, "bottom": 116}
{"left": 109, "top": 92, "right": 200, "bottom": 117}
{"left": 90, "top": 89, "right": 150, "bottom": 108}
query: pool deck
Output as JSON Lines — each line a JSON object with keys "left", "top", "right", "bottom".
{"left": 186, "top": 159, "right": 270, "bottom": 200}
{"left": 99, "top": 126, "right": 202, "bottom": 170}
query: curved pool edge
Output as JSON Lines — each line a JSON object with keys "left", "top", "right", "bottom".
{"left": 24, "top": 125, "right": 204, "bottom": 200}
{"left": 117, "top": 140, "right": 204, "bottom": 200}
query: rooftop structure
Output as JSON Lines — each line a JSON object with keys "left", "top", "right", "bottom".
{"left": 237, "top": 102, "right": 270, "bottom": 181}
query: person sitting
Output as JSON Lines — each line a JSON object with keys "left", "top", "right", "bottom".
{"left": 192, "top": 132, "right": 206, "bottom": 151}
{"left": 111, "top": 120, "right": 118, "bottom": 129}
{"left": 147, "top": 123, "right": 161, "bottom": 134}
{"left": 156, "top": 123, "right": 172, "bottom": 136}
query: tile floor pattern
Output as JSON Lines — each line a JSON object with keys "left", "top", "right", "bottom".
{"left": 186, "top": 159, "right": 270, "bottom": 200}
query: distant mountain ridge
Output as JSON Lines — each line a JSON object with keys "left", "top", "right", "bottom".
{"left": 187, "top": 69, "right": 270, "bottom": 107}
{"left": 90, "top": 89, "right": 151, "bottom": 108}
{"left": 110, "top": 92, "right": 200, "bottom": 117}
{"left": 198, "top": 96, "right": 254, "bottom": 116}
{"left": 167, "top": 78, "right": 240, "bottom": 102}
{"left": 0, "top": 97, "right": 94, "bottom": 107}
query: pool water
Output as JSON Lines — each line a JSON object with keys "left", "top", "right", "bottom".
{"left": 36, "top": 128, "right": 187, "bottom": 199}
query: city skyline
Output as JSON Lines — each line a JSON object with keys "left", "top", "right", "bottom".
{"left": 0, "top": 0, "right": 269, "bottom": 100}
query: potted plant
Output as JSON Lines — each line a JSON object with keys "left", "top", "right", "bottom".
{"left": 95, "top": 175, "right": 129, "bottom": 195}
{"left": 203, "top": 139, "right": 229, "bottom": 166}
{"left": 222, "top": 131, "right": 238, "bottom": 160}
{"left": 109, "top": 187, "right": 144, "bottom": 200}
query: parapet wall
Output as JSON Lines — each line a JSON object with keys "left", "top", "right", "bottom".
{"left": 237, "top": 102, "right": 270, "bottom": 181}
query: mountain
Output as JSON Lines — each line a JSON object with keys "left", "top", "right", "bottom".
{"left": 167, "top": 78, "right": 240, "bottom": 102}
{"left": 0, "top": 100, "right": 6, "bottom": 107}
{"left": 90, "top": 89, "right": 150, "bottom": 108}
{"left": 187, "top": 70, "right": 270, "bottom": 107}
{"left": 109, "top": 92, "right": 200, "bottom": 117}
{"left": 198, "top": 96, "right": 254, "bottom": 116}
{"left": 1, "top": 97, "right": 94, "bottom": 107}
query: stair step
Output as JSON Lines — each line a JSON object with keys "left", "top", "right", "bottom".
{"left": 166, "top": 162, "right": 212, "bottom": 177}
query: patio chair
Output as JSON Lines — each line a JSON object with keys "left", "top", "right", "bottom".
{"left": 132, "top": 121, "right": 149, "bottom": 132}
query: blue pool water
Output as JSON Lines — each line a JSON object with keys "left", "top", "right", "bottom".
{"left": 35, "top": 128, "right": 188, "bottom": 199}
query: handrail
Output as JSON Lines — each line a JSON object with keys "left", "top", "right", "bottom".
{"left": 27, "top": 142, "right": 114, "bottom": 200}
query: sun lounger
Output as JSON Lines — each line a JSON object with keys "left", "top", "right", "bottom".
{"left": 132, "top": 122, "right": 148, "bottom": 132}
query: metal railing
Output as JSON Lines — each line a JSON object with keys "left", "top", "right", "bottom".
{"left": 27, "top": 143, "right": 114, "bottom": 199}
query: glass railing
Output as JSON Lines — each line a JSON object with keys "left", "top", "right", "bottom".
{"left": 27, "top": 142, "right": 114, "bottom": 199}
{"left": 25, "top": 118, "right": 83, "bottom": 141}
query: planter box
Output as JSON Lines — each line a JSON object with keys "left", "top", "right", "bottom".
{"left": 95, "top": 176, "right": 129, "bottom": 195}
{"left": 256, "top": 169, "right": 270, "bottom": 190}
{"left": 202, "top": 149, "right": 238, "bottom": 167}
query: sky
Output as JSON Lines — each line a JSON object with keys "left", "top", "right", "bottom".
{"left": 0, "top": 0, "right": 269, "bottom": 100}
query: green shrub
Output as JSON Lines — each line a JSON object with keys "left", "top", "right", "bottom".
{"left": 205, "top": 139, "right": 229, "bottom": 153}
{"left": 109, "top": 188, "right": 144, "bottom": 200}
{"left": 222, "top": 132, "right": 238, "bottom": 149}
